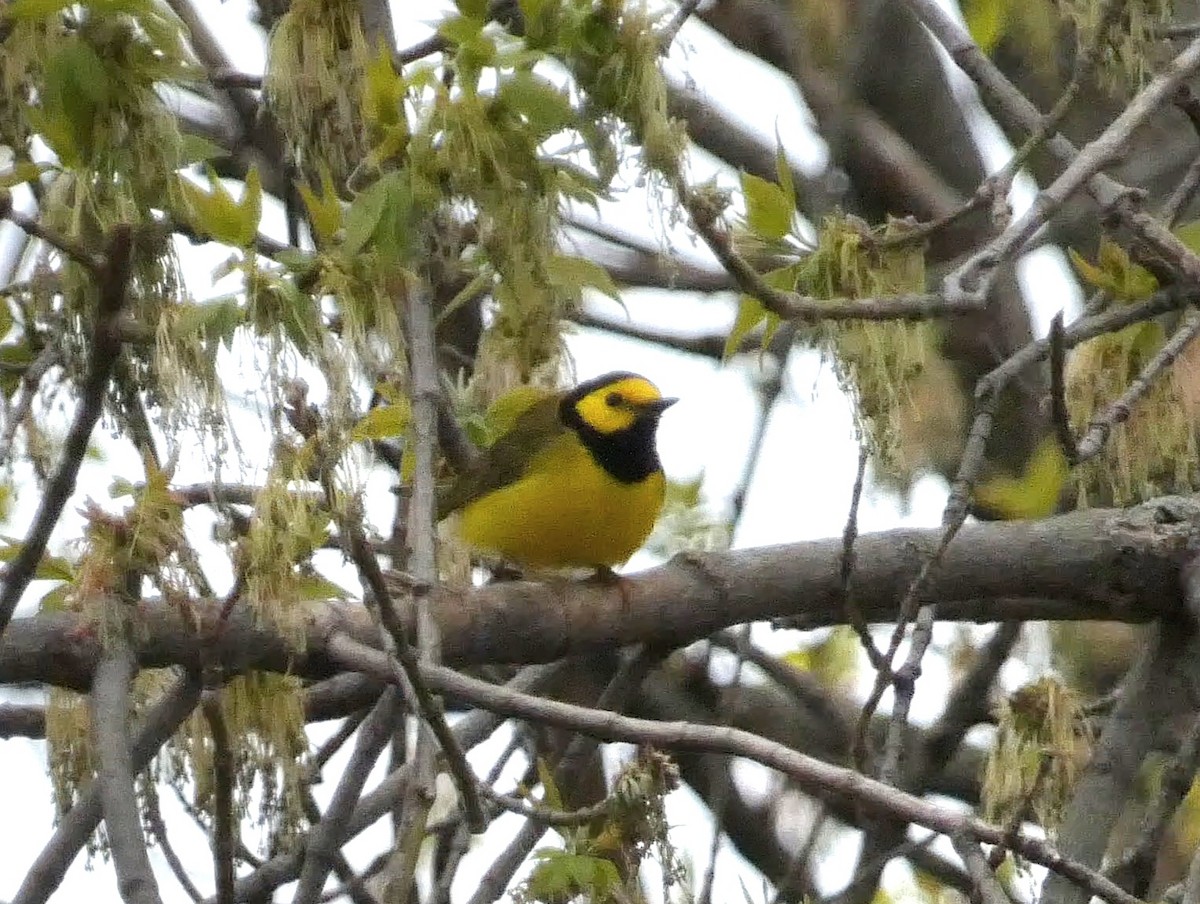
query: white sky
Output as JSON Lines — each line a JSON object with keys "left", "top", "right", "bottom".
{"left": 0, "top": 0, "right": 1083, "bottom": 901}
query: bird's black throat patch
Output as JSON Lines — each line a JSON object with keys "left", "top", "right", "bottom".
{"left": 559, "top": 397, "right": 662, "bottom": 484}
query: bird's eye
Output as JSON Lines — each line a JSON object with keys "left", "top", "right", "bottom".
{"left": 606, "top": 391, "right": 623, "bottom": 407}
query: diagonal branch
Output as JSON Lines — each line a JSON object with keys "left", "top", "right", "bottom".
{"left": 91, "top": 651, "right": 163, "bottom": 904}
{"left": 14, "top": 673, "right": 201, "bottom": 904}
{"left": 292, "top": 688, "right": 402, "bottom": 904}
{"left": 0, "top": 225, "right": 135, "bottom": 638}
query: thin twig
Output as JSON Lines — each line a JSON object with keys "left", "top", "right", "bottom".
{"left": 1074, "top": 310, "right": 1200, "bottom": 463}
{"left": 1050, "top": 311, "right": 1078, "bottom": 463}
{"left": 677, "top": 181, "right": 967, "bottom": 322}
{"left": 0, "top": 225, "right": 135, "bottom": 637}
{"left": 657, "top": 0, "right": 701, "bottom": 51}
{"left": 292, "top": 688, "right": 403, "bottom": 904}
{"left": 225, "top": 662, "right": 570, "bottom": 903}
{"left": 841, "top": 447, "right": 890, "bottom": 713}
{"left": 482, "top": 786, "right": 618, "bottom": 826}
{"left": 146, "top": 792, "right": 204, "bottom": 904}
{"left": 904, "top": 0, "right": 1200, "bottom": 292}
{"left": 0, "top": 342, "right": 59, "bottom": 468}
{"left": 0, "top": 192, "right": 104, "bottom": 271}
{"left": 201, "top": 687, "right": 236, "bottom": 904}
{"left": 382, "top": 283, "right": 464, "bottom": 902}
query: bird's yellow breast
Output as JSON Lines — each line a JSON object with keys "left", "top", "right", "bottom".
{"left": 456, "top": 432, "right": 665, "bottom": 568}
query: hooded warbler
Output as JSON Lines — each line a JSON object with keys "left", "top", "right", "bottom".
{"left": 438, "top": 372, "right": 676, "bottom": 568}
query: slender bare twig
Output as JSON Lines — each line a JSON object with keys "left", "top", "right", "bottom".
{"left": 465, "top": 646, "right": 666, "bottom": 904}
{"left": 657, "top": 0, "right": 701, "bottom": 51}
{"left": 0, "top": 342, "right": 59, "bottom": 467}
{"left": 145, "top": 792, "right": 204, "bottom": 904}
{"left": 1050, "top": 312, "right": 1079, "bottom": 462}
{"left": 13, "top": 675, "right": 200, "bottom": 904}
{"left": 431, "top": 824, "right": 472, "bottom": 904}
{"left": 91, "top": 652, "right": 163, "bottom": 904}
{"left": 482, "top": 786, "right": 618, "bottom": 826}
{"left": 201, "top": 687, "right": 236, "bottom": 904}
{"left": 380, "top": 284, "right": 464, "bottom": 903}
{"left": 296, "top": 787, "right": 383, "bottom": 904}
{"left": 677, "top": 183, "right": 966, "bottom": 322}
{"left": 878, "top": 604, "right": 937, "bottom": 787}
{"left": 1074, "top": 310, "right": 1200, "bottom": 463}
{"left": 0, "top": 192, "right": 104, "bottom": 271}
{"left": 0, "top": 225, "right": 135, "bottom": 637}
{"left": 292, "top": 688, "right": 402, "bottom": 904}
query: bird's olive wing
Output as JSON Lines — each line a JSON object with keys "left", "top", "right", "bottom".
{"left": 437, "top": 395, "right": 567, "bottom": 519}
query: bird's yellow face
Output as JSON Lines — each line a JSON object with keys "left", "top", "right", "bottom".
{"left": 571, "top": 375, "right": 674, "bottom": 435}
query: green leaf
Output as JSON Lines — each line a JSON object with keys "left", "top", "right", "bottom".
{"left": 439, "top": 13, "right": 486, "bottom": 45}
{"left": 962, "top": 0, "right": 1008, "bottom": 52}
{"left": 0, "top": 161, "right": 54, "bottom": 189}
{"left": 1174, "top": 219, "right": 1200, "bottom": 254}
{"left": 177, "top": 167, "right": 262, "bottom": 249}
{"left": 4, "top": 0, "right": 75, "bottom": 21}
{"left": 38, "top": 584, "right": 71, "bottom": 612}
{"left": 342, "top": 177, "right": 391, "bottom": 258}
{"left": 32, "top": 39, "right": 113, "bottom": 166}
{"left": 179, "top": 134, "right": 227, "bottom": 166}
{"left": 350, "top": 402, "right": 412, "bottom": 442}
{"left": 535, "top": 757, "right": 565, "bottom": 811}
{"left": 546, "top": 254, "right": 621, "bottom": 302}
{"left": 172, "top": 298, "right": 243, "bottom": 346}
{"left": 363, "top": 41, "right": 407, "bottom": 133}
{"left": 741, "top": 172, "right": 792, "bottom": 241}
{"left": 0, "top": 299, "right": 13, "bottom": 343}
{"left": 0, "top": 342, "right": 34, "bottom": 394}
{"left": 0, "top": 539, "right": 74, "bottom": 582}
{"left": 294, "top": 573, "right": 350, "bottom": 600}
{"left": 519, "top": 0, "right": 551, "bottom": 25}
{"left": 298, "top": 168, "right": 343, "bottom": 246}
{"left": 497, "top": 71, "right": 575, "bottom": 140}
{"left": 724, "top": 294, "right": 767, "bottom": 360}
{"left": 456, "top": 0, "right": 488, "bottom": 20}
{"left": 774, "top": 139, "right": 796, "bottom": 213}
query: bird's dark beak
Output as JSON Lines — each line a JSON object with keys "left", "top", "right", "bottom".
{"left": 639, "top": 397, "right": 678, "bottom": 417}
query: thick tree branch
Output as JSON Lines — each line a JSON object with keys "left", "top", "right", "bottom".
{"left": 2, "top": 497, "right": 1198, "bottom": 688}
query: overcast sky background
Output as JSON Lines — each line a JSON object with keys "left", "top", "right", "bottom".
{"left": 0, "top": 0, "right": 1085, "bottom": 900}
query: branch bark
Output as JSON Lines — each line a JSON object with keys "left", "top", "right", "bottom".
{"left": 2, "top": 497, "right": 1196, "bottom": 689}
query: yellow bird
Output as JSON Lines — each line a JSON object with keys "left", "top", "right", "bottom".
{"left": 438, "top": 372, "right": 676, "bottom": 569}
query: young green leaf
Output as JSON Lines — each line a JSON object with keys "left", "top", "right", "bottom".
{"left": 547, "top": 254, "right": 621, "bottom": 302}
{"left": 298, "top": 168, "right": 344, "bottom": 246}
{"left": 177, "top": 167, "right": 263, "bottom": 249}
{"left": 741, "top": 172, "right": 792, "bottom": 241}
